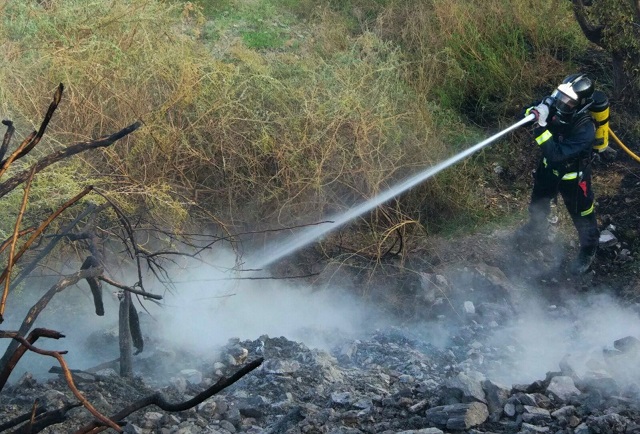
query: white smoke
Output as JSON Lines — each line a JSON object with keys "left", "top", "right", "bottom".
{"left": 484, "top": 290, "right": 640, "bottom": 386}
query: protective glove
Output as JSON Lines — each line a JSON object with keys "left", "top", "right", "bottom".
{"left": 528, "top": 102, "right": 550, "bottom": 127}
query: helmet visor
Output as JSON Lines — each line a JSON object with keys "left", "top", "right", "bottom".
{"left": 551, "top": 88, "right": 578, "bottom": 115}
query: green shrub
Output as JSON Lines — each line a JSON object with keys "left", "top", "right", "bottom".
{"left": 380, "top": 0, "right": 589, "bottom": 123}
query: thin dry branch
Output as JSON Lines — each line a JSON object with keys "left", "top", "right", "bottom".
{"left": 8, "top": 203, "right": 98, "bottom": 291}
{"left": 0, "top": 267, "right": 103, "bottom": 373}
{"left": 0, "top": 328, "right": 64, "bottom": 391}
{"left": 0, "top": 119, "right": 15, "bottom": 162}
{"left": 0, "top": 121, "right": 141, "bottom": 200}
{"left": 0, "top": 330, "right": 121, "bottom": 432}
{"left": 75, "top": 357, "right": 264, "bottom": 434}
{"left": 92, "top": 189, "right": 143, "bottom": 279}
{"left": 0, "top": 186, "right": 93, "bottom": 311}
{"left": 97, "top": 275, "right": 162, "bottom": 300}
{"left": 0, "top": 84, "right": 63, "bottom": 177}
{"left": 5, "top": 402, "right": 83, "bottom": 434}
{"left": 0, "top": 228, "right": 35, "bottom": 255}
{"left": 0, "top": 168, "right": 36, "bottom": 321}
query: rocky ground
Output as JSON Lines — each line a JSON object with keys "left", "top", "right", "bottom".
{"left": 1, "top": 146, "right": 639, "bottom": 433}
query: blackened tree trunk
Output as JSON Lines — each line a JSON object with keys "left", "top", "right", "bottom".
{"left": 118, "top": 291, "right": 133, "bottom": 378}
{"left": 572, "top": 0, "right": 640, "bottom": 105}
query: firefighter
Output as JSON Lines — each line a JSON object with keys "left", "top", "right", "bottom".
{"left": 516, "top": 74, "right": 600, "bottom": 275}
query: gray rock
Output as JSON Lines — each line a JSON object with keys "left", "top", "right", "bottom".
{"left": 443, "top": 370, "right": 486, "bottom": 403}
{"left": 504, "top": 401, "right": 517, "bottom": 417}
{"left": 179, "top": 369, "right": 202, "bottom": 385}
{"left": 599, "top": 230, "right": 618, "bottom": 248}
{"left": 521, "top": 405, "right": 551, "bottom": 424}
{"left": 262, "top": 359, "right": 301, "bottom": 374}
{"left": 518, "top": 422, "right": 550, "bottom": 433}
{"left": 551, "top": 405, "right": 575, "bottom": 421}
{"left": 331, "top": 391, "right": 352, "bottom": 406}
{"left": 425, "top": 402, "right": 489, "bottom": 430}
{"left": 482, "top": 379, "right": 510, "bottom": 416}
{"left": 546, "top": 376, "right": 580, "bottom": 402}
{"left": 396, "top": 429, "right": 444, "bottom": 434}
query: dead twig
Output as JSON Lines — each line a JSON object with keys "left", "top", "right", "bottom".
{"left": 0, "top": 331, "right": 122, "bottom": 432}
{"left": 0, "top": 404, "right": 47, "bottom": 432}
{"left": 0, "top": 328, "right": 64, "bottom": 391}
{"left": 0, "top": 228, "right": 36, "bottom": 255}
{"left": 0, "top": 168, "right": 36, "bottom": 322}
{"left": 75, "top": 357, "right": 264, "bottom": 434}
{"left": 97, "top": 275, "right": 162, "bottom": 300}
{"left": 0, "top": 121, "right": 142, "bottom": 200}
{"left": 0, "top": 186, "right": 93, "bottom": 299}
{"left": 0, "top": 84, "right": 63, "bottom": 177}
{"left": 6, "top": 402, "right": 83, "bottom": 434}
{"left": 8, "top": 203, "right": 98, "bottom": 292}
{"left": 0, "top": 267, "right": 103, "bottom": 374}
{"left": 0, "top": 119, "right": 15, "bottom": 162}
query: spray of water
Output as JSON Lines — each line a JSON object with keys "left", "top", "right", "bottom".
{"left": 251, "top": 114, "right": 535, "bottom": 269}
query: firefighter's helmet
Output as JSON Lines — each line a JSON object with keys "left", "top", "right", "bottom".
{"left": 551, "top": 74, "right": 594, "bottom": 123}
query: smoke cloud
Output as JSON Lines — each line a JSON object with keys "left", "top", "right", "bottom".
{"left": 484, "top": 289, "right": 640, "bottom": 386}
{"left": 2, "top": 244, "right": 639, "bottom": 392}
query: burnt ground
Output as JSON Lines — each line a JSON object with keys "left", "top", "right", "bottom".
{"left": 274, "top": 141, "right": 640, "bottom": 323}
{"left": 421, "top": 153, "right": 640, "bottom": 308}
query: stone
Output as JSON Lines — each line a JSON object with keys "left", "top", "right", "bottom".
{"left": 518, "top": 422, "right": 550, "bottom": 433}
{"left": 482, "top": 379, "right": 510, "bottom": 415}
{"left": 179, "top": 369, "right": 202, "bottom": 385}
{"left": 425, "top": 402, "right": 489, "bottom": 430}
{"left": 521, "top": 405, "right": 551, "bottom": 424}
{"left": 599, "top": 230, "right": 618, "bottom": 248}
{"left": 443, "top": 370, "right": 486, "bottom": 403}
{"left": 546, "top": 376, "right": 580, "bottom": 402}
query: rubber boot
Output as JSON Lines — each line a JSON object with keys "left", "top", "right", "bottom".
{"left": 569, "top": 212, "right": 599, "bottom": 275}
{"left": 514, "top": 203, "right": 550, "bottom": 250}
{"left": 570, "top": 245, "right": 597, "bottom": 275}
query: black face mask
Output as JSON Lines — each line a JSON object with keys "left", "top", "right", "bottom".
{"left": 548, "top": 108, "right": 573, "bottom": 133}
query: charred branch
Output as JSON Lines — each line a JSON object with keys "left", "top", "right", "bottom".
{"left": 0, "top": 84, "right": 63, "bottom": 176}
{"left": 81, "top": 256, "right": 104, "bottom": 316}
{"left": 0, "top": 121, "right": 141, "bottom": 200}
{"left": 8, "top": 203, "right": 98, "bottom": 292}
{"left": 97, "top": 276, "right": 162, "bottom": 300}
{"left": 0, "top": 328, "right": 65, "bottom": 391}
{"left": 0, "top": 120, "right": 15, "bottom": 163}
{"left": 0, "top": 331, "right": 121, "bottom": 432}
{"left": 0, "top": 267, "right": 103, "bottom": 374}
{"left": 7, "top": 402, "right": 83, "bottom": 434}
{"left": 129, "top": 301, "right": 143, "bottom": 355}
{"left": 0, "top": 404, "right": 46, "bottom": 432}
{"left": 118, "top": 291, "right": 133, "bottom": 378}
{"left": 75, "top": 357, "right": 264, "bottom": 434}
{"left": 0, "top": 186, "right": 93, "bottom": 318}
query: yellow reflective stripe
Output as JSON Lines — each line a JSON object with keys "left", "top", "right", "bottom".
{"left": 562, "top": 173, "right": 576, "bottom": 180}
{"left": 535, "top": 130, "right": 552, "bottom": 145}
{"left": 543, "top": 157, "right": 548, "bottom": 168}
{"left": 581, "top": 202, "right": 595, "bottom": 216}
{"left": 552, "top": 170, "right": 559, "bottom": 177}
{"left": 561, "top": 171, "right": 583, "bottom": 181}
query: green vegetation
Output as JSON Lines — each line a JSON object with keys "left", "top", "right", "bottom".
{"left": 0, "top": 0, "right": 593, "bottom": 256}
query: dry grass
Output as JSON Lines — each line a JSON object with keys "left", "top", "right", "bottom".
{"left": 0, "top": 0, "right": 593, "bottom": 257}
